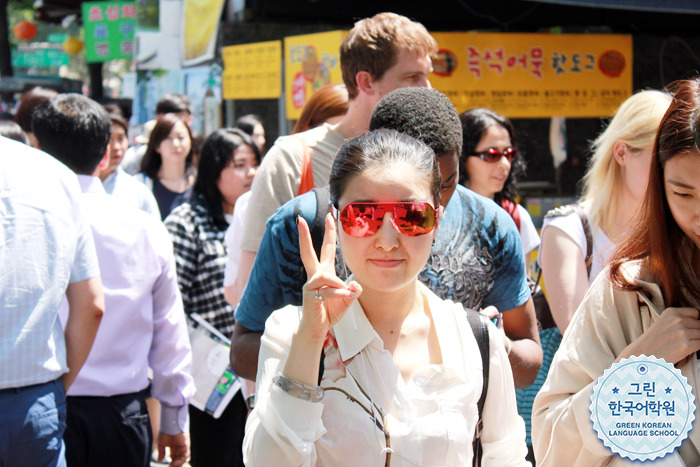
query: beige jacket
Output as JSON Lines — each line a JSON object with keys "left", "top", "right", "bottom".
{"left": 532, "top": 261, "right": 700, "bottom": 467}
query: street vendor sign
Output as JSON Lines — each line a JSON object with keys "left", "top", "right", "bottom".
{"left": 279, "top": 30, "right": 631, "bottom": 120}
{"left": 284, "top": 30, "right": 346, "bottom": 120}
{"left": 222, "top": 41, "right": 282, "bottom": 100}
{"left": 430, "top": 32, "right": 632, "bottom": 118}
{"left": 82, "top": 1, "right": 136, "bottom": 63}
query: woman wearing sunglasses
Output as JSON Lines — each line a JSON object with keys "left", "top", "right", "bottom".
{"left": 459, "top": 108, "right": 539, "bottom": 272}
{"left": 243, "top": 129, "right": 529, "bottom": 466}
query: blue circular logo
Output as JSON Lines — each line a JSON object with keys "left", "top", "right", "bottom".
{"left": 590, "top": 355, "right": 695, "bottom": 461}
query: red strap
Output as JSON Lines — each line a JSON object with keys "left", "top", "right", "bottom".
{"left": 501, "top": 199, "right": 521, "bottom": 231}
{"left": 296, "top": 136, "right": 314, "bottom": 196}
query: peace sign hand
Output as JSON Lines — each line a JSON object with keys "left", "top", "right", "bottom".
{"left": 298, "top": 213, "right": 362, "bottom": 341}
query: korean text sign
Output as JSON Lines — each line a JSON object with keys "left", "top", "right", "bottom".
{"left": 82, "top": 1, "right": 136, "bottom": 63}
{"left": 222, "top": 41, "right": 282, "bottom": 100}
{"left": 430, "top": 32, "right": 632, "bottom": 118}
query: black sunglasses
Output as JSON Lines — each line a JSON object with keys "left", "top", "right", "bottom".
{"left": 470, "top": 147, "right": 517, "bottom": 163}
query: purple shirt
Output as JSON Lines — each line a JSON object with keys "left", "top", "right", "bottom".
{"left": 59, "top": 175, "right": 195, "bottom": 434}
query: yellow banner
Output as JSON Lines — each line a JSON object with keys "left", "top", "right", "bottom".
{"left": 284, "top": 30, "right": 346, "bottom": 120}
{"left": 430, "top": 32, "right": 632, "bottom": 118}
{"left": 183, "top": 0, "right": 226, "bottom": 66}
{"left": 222, "top": 40, "right": 282, "bottom": 100}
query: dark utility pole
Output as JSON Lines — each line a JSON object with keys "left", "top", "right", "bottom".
{"left": 88, "top": 62, "right": 103, "bottom": 100}
{"left": 0, "top": 0, "right": 14, "bottom": 77}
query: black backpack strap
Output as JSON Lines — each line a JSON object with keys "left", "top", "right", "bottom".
{"left": 310, "top": 187, "right": 329, "bottom": 259}
{"left": 318, "top": 347, "right": 325, "bottom": 387}
{"left": 308, "top": 187, "right": 330, "bottom": 386}
{"left": 291, "top": 188, "right": 328, "bottom": 386}
{"left": 569, "top": 204, "right": 593, "bottom": 276}
{"left": 466, "top": 310, "right": 490, "bottom": 466}
{"left": 544, "top": 203, "right": 593, "bottom": 276}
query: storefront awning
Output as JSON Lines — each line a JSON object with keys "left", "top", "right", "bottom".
{"left": 524, "top": 0, "right": 700, "bottom": 14}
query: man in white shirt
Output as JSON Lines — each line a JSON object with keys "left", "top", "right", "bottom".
{"left": 99, "top": 112, "right": 160, "bottom": 218}
{"left": 0, "top": 136, "right": 104, "bottom": 466}
{"left": 33, "top": 94, "right": 195, "bottom": 467}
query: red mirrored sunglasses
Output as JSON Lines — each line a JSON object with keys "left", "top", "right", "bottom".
{"left": 470, "top": 147, "right": 517, "bottom": 163}
{"left": 333, "top": 202, "right": 439, "bottom": 238}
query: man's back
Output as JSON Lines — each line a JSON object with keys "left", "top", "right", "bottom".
{"left": 60, "top": 175, "right": 192, "bottom": 403}
{"left": 0, "top": 137, "right": 99, "bottom": 389}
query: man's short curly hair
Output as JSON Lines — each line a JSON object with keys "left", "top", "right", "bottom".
{"left": 369, "top": 87, "right": 462, "bottom": 157}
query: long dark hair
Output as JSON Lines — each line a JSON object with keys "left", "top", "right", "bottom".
{"left": 235, "top": 114, "right": 262, "bottom": 136}
{"left": 194, "top": 128, "right": 260, "bottom": 227}
{"left": 140, "top": 113, "right": 196, "bottom": 179}
{"left": 459, "top": 108, "right": 526, "bottom": 206}
{"left": 609, "top": 78, "right": 700, "bottom": 306}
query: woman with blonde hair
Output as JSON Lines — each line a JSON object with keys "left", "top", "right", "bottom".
{"left": 532, "top": 78, "right": 700, "bottom": 466}
{"left": 539, "top": 89, "right": 672, "bottom": 333}
{"left": 521, "top": 90, "right": 671, "bottom": 461}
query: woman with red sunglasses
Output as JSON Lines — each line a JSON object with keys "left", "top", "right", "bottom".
{"left": 459, "top": 109, "right": 539, "bottom": 273}
{"left": 243, "top": 129, "right": 529, "bottom": 466}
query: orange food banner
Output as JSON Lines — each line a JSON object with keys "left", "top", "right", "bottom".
{"left": 430, "top": 32, "right": 632, "bottom": 118}
{"left": 222, "top": 41, "right": 282, "bottom": 100}
{"left": 284, "top": 30, "right": 347, "bottom": 120}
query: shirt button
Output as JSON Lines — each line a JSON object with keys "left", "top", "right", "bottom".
{"left": 300, "top": 441, "right": 313, "bottom": 455}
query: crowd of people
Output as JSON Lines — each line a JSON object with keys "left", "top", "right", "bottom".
{"left": 1, "top": 10, "right": 699, "bottom": 467}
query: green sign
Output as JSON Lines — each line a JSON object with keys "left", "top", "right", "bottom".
{"left": 82, "top": 1, "right": 136, "bottom": 63}
{"left": 11, "top": 49, "right": 70, "bottom": 68}
{"left": 47, "top": 33, "right": 68, "bottom": 44}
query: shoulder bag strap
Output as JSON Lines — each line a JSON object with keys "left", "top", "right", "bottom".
{"left": 570, "top": 204, "right": 593, "bottom": 276}
{"left": 296, "top": 135, "right": 315, "bottom": 196}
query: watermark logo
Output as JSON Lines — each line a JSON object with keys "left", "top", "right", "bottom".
{"left": 590, "top": 355, "right": 695, "bottom": 461}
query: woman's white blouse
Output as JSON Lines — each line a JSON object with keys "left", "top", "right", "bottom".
{"left": 243, "top": 283, "right": 530, "bottom": 466}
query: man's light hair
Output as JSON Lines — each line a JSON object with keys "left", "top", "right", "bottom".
{"left": 340, "top": 12, "right": 437, "bottom": 100}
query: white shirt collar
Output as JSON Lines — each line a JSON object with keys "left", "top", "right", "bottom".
{"left": 333, "top": 297, "right": 380, "bottom": 363}
{"left": 332, "top": 281, "right": 469, "bottom": 383}
{"left": 77, "top": 174, "right": 106, "bottom": 194}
